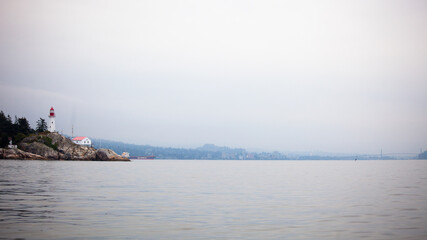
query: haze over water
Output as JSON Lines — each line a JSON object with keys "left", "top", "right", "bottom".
{"left": 1, "top": 1, "right": 426, "bottom": 154}
{"left": 1, "top": 159, "right": 426, "bottom": 239}
{"left": 1, "top": 1, "right": 426, "bottom": 239}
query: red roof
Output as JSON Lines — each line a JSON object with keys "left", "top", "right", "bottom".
{"left": 72, "top": 136, "right": 87, "bottom": 141}
{"left": 50, "top": 107, "right": 54, "bottom": 111}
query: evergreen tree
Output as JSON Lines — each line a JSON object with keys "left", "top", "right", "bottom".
{"left": 36, "top": 118, "right": 48, "bottom": 132}
{"left": 0, "top": 111, "right": 9, "bottom": 132}
{"left": 16, "top": 117, "right": 33, "bottom": 135}
{"left": 0, "top": 111, "right": 12, "bottom": 147}
{"left": 0, "top": 111, "right": 34, "bottom": 147}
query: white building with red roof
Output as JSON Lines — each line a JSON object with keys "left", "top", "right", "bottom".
{"left": 72, "top": 136, "right": 92, "bottom": 147}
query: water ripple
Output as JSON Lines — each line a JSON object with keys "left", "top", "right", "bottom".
{"left": 1, "top": 159, "right": 426, "bottom": 239}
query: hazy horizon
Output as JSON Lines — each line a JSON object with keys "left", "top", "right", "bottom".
{"left": 1, "top": 0, "right": 426, "bottom": 155}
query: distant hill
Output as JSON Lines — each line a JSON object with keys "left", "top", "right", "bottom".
{"left": 197, "top": 144, "right": 244, "bottom": 153}
{"left": 89, "top": 139, "right": 287, "bottom": 160}
{"left": 64, "top": 135, "right": 414, "bottom": 160}
{"left": 418, "top": 151, "right": 427, "bottom": 159}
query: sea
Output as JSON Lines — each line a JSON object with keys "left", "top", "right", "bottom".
{"left": 0, "top": 159, "right": 426, "bottom": 240}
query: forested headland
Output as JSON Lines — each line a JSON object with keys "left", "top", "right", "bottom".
{"left": 0, "top": 110, "right": 49, "bottom": 147}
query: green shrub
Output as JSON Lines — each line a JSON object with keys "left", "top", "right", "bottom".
{"left": 14, "top": 133, "right": 27, "bottom": 144}
{"left": 40, "top": 136, "right": 58, "bottom": 151}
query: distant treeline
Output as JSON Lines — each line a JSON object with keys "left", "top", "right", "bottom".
{"left": 91, "top": 139, "right": 287, "bottom": 160}
{"left": 0, "top": 110, "right": 48, "bottom": 147}
{"left": 88, "top": 138, "right": 412, "bottom": 160}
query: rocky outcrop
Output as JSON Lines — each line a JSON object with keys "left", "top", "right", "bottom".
{"left": 9, "top": 132, "right": 130, "bottom": 161}
{"left": 41, "top": 132, "right": 97, "bottom": 160}
{"left": 96, "top": 148, "right": 127, "bottom": 161}
{"left": 19, "top": 142, "right": 60, "bottom": 160}
{"left": 0, "top": 148, "right": 47, "bottom": 160}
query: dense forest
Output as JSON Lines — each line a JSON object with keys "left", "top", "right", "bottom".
{"left": 0, "top": 110, "right": 48, "bottom": 147}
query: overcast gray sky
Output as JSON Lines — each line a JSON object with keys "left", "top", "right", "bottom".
{"left": 1, "top": 0, "right": 426, "bottom": 154}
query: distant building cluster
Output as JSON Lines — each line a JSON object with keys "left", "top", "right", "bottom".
{"left": 196, "top": 144, "right": 287, "bottom": 160}
{"left": 211, "top": 150, "right": 287, "bottom": 160}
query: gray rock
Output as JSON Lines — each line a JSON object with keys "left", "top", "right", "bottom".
{"left": 0, "top": 148, "right": 47, "bottom": 160}
{"left": 19, "top": 142, "right": 60, "bottom": 160}
{"left": 17, "top": 132, "right": 129, "bottom": 161}
{"left": 96, "top": 148, "right": 127, "bottom": 161}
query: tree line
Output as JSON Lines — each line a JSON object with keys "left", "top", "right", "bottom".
{"left": 0, "top": 110, "right": 48, "bottom": 147}
{"left": 91, "top": 138, "right": 288, "bottom": 160}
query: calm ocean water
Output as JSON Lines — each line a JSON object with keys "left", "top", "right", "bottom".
{"left": 0, "top": 159, "right": 426, "bottom": 240}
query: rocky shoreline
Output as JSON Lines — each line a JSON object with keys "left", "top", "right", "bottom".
{"left": 0, "top": 132, "right": 129, "bottom": 161}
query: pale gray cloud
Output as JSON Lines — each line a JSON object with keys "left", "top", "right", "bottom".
{"left": 1, "top": 0, "right": 426, "bottom": 154}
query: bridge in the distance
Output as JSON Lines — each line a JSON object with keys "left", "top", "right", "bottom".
{"left": 357, "top": 152, "right": 420, "bottom": 159}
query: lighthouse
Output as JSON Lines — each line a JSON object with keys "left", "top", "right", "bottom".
{"left": 48, "top": 107, "right": 56, "bottom": 132}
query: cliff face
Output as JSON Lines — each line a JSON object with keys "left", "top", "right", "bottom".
{"left": 13, "top": 132, "right": 128, "bottom": 161}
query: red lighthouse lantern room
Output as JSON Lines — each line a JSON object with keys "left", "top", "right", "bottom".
{"left": 49, "top": 107, "right": 55, "bottom": 117}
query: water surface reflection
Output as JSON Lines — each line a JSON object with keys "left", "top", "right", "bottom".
{"left": 1, "top": 160, "right": 427, "bottom": 239}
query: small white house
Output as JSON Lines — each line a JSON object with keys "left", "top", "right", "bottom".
{"left": 72, "top": 136, "right": 92, "bottom": 146}
{"left": 8, "top": 139, "right": 17, "bottom": 149}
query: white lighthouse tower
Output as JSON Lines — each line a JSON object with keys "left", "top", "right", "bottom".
{"left": 48, "top": 107, "right": 56, "bottom": 132}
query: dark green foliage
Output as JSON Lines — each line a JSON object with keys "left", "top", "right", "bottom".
{"left": 36, "top": 118, "right": 48, "bottom": 132}
{"left": 0, "top": 110, "right": 35, "bottom": 147}
{"left": 0, "top": 111, "right": 15, "bottom": 147}
{"left": 16, "top": 117, "right": 33, "bottom": 135}
{"left": 0, "top": 111, "right": 12, "bottom": 147}
{"left": 0, "top": 132, "right": 9, "bottom": 147}
{"left": 39, "top": 136, "right": 58, "bottom": 151}
{"left": 14, "top": 133, "right": 27, "bottom": 144}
